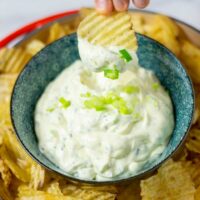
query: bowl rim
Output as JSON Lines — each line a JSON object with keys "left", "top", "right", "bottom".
{"left": 11, "top": 14, "right": 196, "bottom": 185}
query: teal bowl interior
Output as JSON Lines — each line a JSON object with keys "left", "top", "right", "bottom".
{"left": 11, "top": 33, "right": 194, "bottom": 184}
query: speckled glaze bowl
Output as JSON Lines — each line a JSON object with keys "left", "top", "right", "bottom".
{"left": 11, "top": 33, "right": 194, "bottom": 184}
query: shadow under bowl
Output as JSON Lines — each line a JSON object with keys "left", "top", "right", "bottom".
{"left": 11, "top": 33, "right": 194, "bottom": 184}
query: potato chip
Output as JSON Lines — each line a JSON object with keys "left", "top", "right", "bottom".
{"left": 0, "top": 159, "right": 12, "bottom": 187}
{"left": 29, "top": 164, "right": 45, "bottom": 190}
{"left": 141, "top": 159, "right": 195, "bottom": 200}
{"left": 3, "top": 127, "right": 33, "bottom": 165}
{"left": 25, "top": 39, "right": 45, "bottom": 56}
{"left": 78, "top": 11, "right": 137, "bottom": 51}
{"left": 17, "top": 185, "right": 74, "bottom": 200}
{"left": 143, "top": 15, "right": 180, "bottom": 56}
{"left": 62, "top": 184, "right": 116, "bottom": 200}
{"left": 180, "top": 39, "right": 200, "bottom": 83}
{"left": 181, "top": 159, "right": 200, "bottom": 188}
{"left": 0, "top": 179, "right": 13, "bottom": 200}
{"left": 79, "top": 8, "right": 94, "bottom": 19}
{"left": 46, "top": 181, "right": 63, "bottom": 195}
{"left": 0, "top": 145, "right": 30, "bottom": 182}
{"left": 130, "top": 13, "right": 146, "bottom": 34}
{"left": 186, "top": 128, "right": 200, "bottom": 154}
{"left": 46, "top": 23, "right": 66, "bottom": 44}
{"left": 0, "top": 47, "right": 31, "bottom": 73}
{"left": 195, "top": 185, "right": 200, "bottom": 200}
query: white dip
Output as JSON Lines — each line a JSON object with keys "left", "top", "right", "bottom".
{"left": 35, "top": 40, "right": 174, "bottom": 181}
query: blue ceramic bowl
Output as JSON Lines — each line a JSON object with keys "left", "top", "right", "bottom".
{"left": 11, "top": 33, "right": 194, "bottom": 184}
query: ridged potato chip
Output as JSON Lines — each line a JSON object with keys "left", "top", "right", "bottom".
{"left": 181, "top": 159, "right": 200, "bottom": 188}
{"left": 25, "top": 39, "right": 45, "bottom": 56}
{"left": 78, "top": 11, "right": 137, "bottom": 51}
{"left": 46, "top": 181, "right": 63, "bottom": 195}
{"left": 0, "top": 179, "right": 13, "bottom": 200}
{"left": 143, "top": 15, "right": 180, "bottom": 56}
{"left": 129, "top": 13, "right": 146, "bottom": 34}
{"left": 180, "top": 39, "right": 200, "bottom": 84}
{"left": 141, "top": 159, "right": 195, "bottom": 200}
{"left": 29, "top": 164, "right": 45, "bottom": 190}
{"left": 46, "top": 23, "right": 66, "bottom": 44}
{"left": 62, "top": 184, "right": 116, "bottom": 200}
{"left": 0, "top": 146, "right": 30, "bottom": 182}
{"left": 0, "top": 47, "right": 31, "bottom": 73}
{"left": 0, "top": 159, "right": 12, "bottom": 187}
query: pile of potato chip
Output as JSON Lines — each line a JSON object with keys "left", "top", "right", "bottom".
{"left": 0, "top": 8, "right": 200, "bottom": 200}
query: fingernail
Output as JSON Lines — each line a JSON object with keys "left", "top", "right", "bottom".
{"left": 96, "top": 0, "right": 108, "bottom": 11}
{"left": 134, "top": 0, "right": 149, "bottom": 8}
{"left": 114, "top": 0, "right": 128, "bottom": 11}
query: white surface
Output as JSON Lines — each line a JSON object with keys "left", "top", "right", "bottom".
{"left": 0, "top": 0, "right": 200, "bottom": 40}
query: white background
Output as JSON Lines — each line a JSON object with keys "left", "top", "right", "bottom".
{"left": 0, "top": 0, "right": 200, "bottom": 40}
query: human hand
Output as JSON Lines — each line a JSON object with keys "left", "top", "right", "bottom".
{"left": 95, "top": 0, "right": 149, "bottom": 14}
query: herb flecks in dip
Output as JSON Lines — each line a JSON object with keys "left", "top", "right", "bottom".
{"left": 35, "top": 42, "right": 174, "bottom": 180}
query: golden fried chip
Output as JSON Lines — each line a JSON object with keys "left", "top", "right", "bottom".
{"left": 79, "top": 8, "right": 94, "bottom": 19}
{"left": 144, "top": 15, "right": 180, "bottom": 56}
{"left": 17, "top": 185, "right": 74, "bottom": 200}
{"left": 25, "top": 39, "right": 45, "bottom": 56}
{"left": 195, "top": 185, "right": 200, "bottom": 200}
{"left": 3, "top": 127, "right": 33, "bottom": 165}
{"left": 129, "top": 13, "right": 146, "bottom": 34}
{"left": 181, "top": 159, "right": 200, "bottom": 188}
{"left": 0, "top": 47, "right": 31, "bottom": 73}
{"left": 29, "top": 164, "right": 45, "bottom": 190}
{"left": 78, "top": 11, "right": 137, "bottom": 51}
{"left": 0, "top": 74, "right": 18, "bottom": 125}
{"left": 46, "top": 23, "right": 66, "bottom": 44}
{"left": 141, "top": 159, "right": 195, "bottom": 200}
{"left": 62, "top": 184, "right": 116, "bottom": 200}
{"left": 0, "top": 146, "right": 30, "bottom": 182}
{"left": 46, "top": 181, "right": 63, "bottom": 195}
{"left": 180, "top": 40, "right": 200, "bottom": 84}
{"left": 186, "top": 128, "right": 200, "bottom": 154}
{"left": 0, "top": 179, "right": 13, "bottom": 200}
{"left": 0, "top": 159, "right": 12, "bottom": 187}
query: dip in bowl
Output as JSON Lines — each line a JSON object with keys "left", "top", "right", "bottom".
{"left": 11, "top": 33, "right": 194, "bottom": 184}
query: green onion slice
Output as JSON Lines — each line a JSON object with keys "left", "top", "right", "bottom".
{"left": 119, "top": 49, "right": 132, "bottom": 62}
{"left": 122, "top": 85, "right": 140, "bottom": 94}
{"left": 59, "top": 97, "right": 71, "bottom": 109}
{"left": 152, "top": 82, "right": 160, "bottom": 90}
{"left": 104, "top": 68, "right": 119, "bottom": 80}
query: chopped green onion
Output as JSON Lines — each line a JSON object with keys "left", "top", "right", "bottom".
{"left": 113, "top": 99, "right": 132, "bottom": 115}
{"left": 47, "top": 107, "right": 55, "bottom": 112}
{"left": 104, "top": 92, "right": 121, "bottom": 104}
{"left": 59, "top": 97, "right": 71, "bottom": 109}
{"left": 152, "top": 82, "right": 160, "bottom": 90}
{"left": 122, "top": 85, "right": 140, "bottom": 94}
{"left": 103, "top": 68, "right": 119, "bottom": 80}
{"left": 84, "top": 96, "right": 106, "bottom": 111}
{"left": 80, "top": 92, "right": 91, "bottom": 98}
{"left": 119, "top": 49, "right": 132, "bottom": 62}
